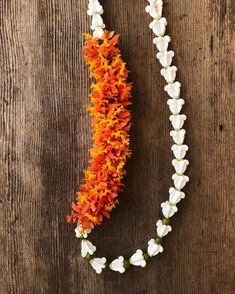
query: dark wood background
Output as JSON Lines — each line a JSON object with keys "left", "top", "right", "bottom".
{"left": 1, "top": 0, "right": 234, "bottom": 293}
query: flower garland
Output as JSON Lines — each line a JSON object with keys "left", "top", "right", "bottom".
{"left": 69, "top": 0, "right": 189, "bottom": 274}
{"left": 67, "top": 31, "right": 132, "bottom": 231}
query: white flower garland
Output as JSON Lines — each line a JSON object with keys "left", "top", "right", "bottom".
{"left": 76, "top": 0, "right": 189, "bottom": 274}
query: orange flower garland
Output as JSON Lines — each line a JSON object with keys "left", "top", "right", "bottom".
{"left": 67, "top": 31, "right": 132, "bottom": 231}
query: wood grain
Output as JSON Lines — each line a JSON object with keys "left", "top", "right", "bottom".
{"left": 0, "top": 0, "right": 234, "bottom": 293}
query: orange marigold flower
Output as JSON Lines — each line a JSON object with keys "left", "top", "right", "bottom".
{"left": 67, "top": 31, "right": 132, "bottom": 232}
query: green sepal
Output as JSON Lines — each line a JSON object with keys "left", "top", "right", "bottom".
{"left": 123, "top": 259, "right": 131, "bottom": 269}
{"left": 143, "top": 252, "right": 150, "bottom": 261}
{"left": 105, "top": 263, "right": 110, "bottom": 269}
{"left": 162, "top": 218, "right": 170, "bottom": 225}
{"left": 155, "top": 237, "right": 163, "bottom": 245}
{"left": 86, "top": 253, "right": 93, "bottom": 262}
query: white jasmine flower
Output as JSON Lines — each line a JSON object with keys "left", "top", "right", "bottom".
{"left": 87, "top": 0, "right": 103, "bottom": 16}
{"left": 149, "top": 17, "right": 167, "bottom": 36}
{"left": 172, "top": 159, "right": 189, "bottom": 174}
{"left": 161, "top": 201, "right": 178, "bottom": 218}
{"left": 93, "top": 27, "right": 104, "bottom": 38}
{"left": 75, "top": 225, "right": 91, "bottom": 239}
{"left": 169, "top": 187, "right": 185, "bottom": 204}
{"left": 164, "top": 81, "right": 181, "bottom": 98}
{"left": 81, "top": 240, "right": 96, "bottom": 258}
{"left": 167, "top": 98, "right": 185, "bottom": 115}
{"left": 171, "top": 144, "right": 189, "bottom": 160}
{"left": 157, "top": 50, "right": 174, "bottom": 67}
{"left": 145, "top": 0, "right": 163, "bottom": 19}
{"left": 170, "top": 114, "right": 187, "bottom": 130}
{"left": 172, "top": 174, "right": 189, "bottom": 190}
{"left": 91, "top": 14, "right": 105, "bottom": 30}
{"left": 153, "top": 35, "right": 171, "bottom": 52}
{"left": 110, "top": 256, "right": 126, "bottom": 273}
{"left": 161, "top": 66, "right": 177, "bottom": 83}
{"left": 156, "top": 220, "right": 172, "bottom": 238}
{"left": 90, "top": 257, "right": 107, "bottom": 274}
{"left": 129, "top": 249, "right": 146, "bottom": 267}
{"left": 147, "top": 239, "right": 163, "bottom": 257}
{"left": 170, "top": 129, "right": 186, "bottom": 145}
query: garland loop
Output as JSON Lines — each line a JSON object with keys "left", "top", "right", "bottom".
{"left": 68, "top": 0, "right": 189, "bottom": 274}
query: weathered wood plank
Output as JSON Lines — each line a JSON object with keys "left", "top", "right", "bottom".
{"left": 0, "top": 0, "right": 234, "bottom": 293}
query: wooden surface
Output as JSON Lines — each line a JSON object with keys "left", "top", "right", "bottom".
{"left": 1, "top": 1, "right": 234, "bottom": 293}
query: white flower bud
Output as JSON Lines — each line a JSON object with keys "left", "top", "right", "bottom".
{"left": 93, "top": 27, "right": 104, "bottom": 38}
{"left": 171, "top": 144, "right": 189, "bottom": 159}
{"left": 167, "top": 98, "right": 185, "bottom": 114}
{"left": 165, "top": 81, "right": 181, "bottom": 98}
{"left": 161, "top": 66, "right": 177, "bottom": 83}
{"left": 172, "top": 159, "right": 189, "bottom": 174}
{"left": 172, "top": 174, "right": 189, "bottom": 190}
{"left": 110, "top": 256, "right": 126, "bottom": 273}
{"left": 91, "top": 14, "right": 105, "bottom": 30}
{"left": 153, "top": 35, "right": 171, "bottom": 52}
{"left": 149, "top": 17, "right": 167, "bottom": 36}
{"left": 81, "top": 240, "right": 96, "bottom": 258}
{"left": 170, "top": 114, "right": 186, "bottom": 130}
{"left": 130, "top": 250, "right": 146, "bottom": 267}
{"left": 90, "top": 257, "right": 106, "bottom": 274}
{"left": 145, "top": 0, "right": 163, "bottom": 19}
{"left": 161, "top": 201, "right": 178, "bottom": 218}
{"left": 169, "top": 187, "right": 185, "bottom": 204}
{"left": 157, "top": 51, "right": 174, "bottom": 67}
{"left": 156, "top": 220, "right": 172, "bottom": 238}
{"left": 75, "top": 225, "right": 91, "bottom": 238}
{"left": 87, "top": 0, "right": 104, "bottom": 16}
{"left": 170, "top": 129, "right": 186, "bottom": 144}
{"left": 147, "top": 239, "right": 163, "bottom": 257}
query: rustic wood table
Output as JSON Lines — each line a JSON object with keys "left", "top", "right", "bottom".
{"left": 1, "top": 1, "right": 234, "bottom": 293}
